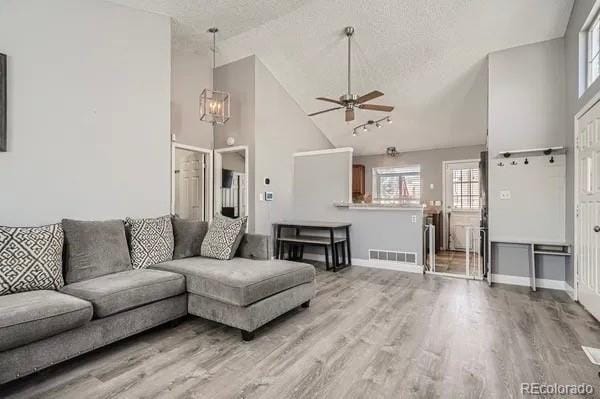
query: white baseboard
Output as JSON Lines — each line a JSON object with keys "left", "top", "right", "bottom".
{"left": 491, "top": 273, "right": 567, "bottom": 291}
{"left": 565, "top": 282, "right": 576, "bottom": 300}
{"left": 301, "top": 253, "right": 423, "bottom": 274}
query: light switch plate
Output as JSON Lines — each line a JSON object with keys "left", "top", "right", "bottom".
{"left": 500, "top": 190, "right": 511, "bottom": 200}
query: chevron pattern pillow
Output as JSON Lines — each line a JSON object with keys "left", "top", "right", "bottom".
{"left": 201, "top": 214, "right": 248, "bottom": 260}
{"left": 125, "top": 216, "right": 174, "bottom": 269}
{"left": 0, "top": 224, "right": 65, "bottom": 295}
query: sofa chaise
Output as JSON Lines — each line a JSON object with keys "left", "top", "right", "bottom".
{"left": 0, "top": 219, "right": 316, "bottom": 385}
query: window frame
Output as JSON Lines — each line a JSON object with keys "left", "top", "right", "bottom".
{"left": 451, "top": 167, "right": 480, "bottom": 211}
{"left": 372, "top": 165, "right": 421, "bottom": 203}
{"left": 587, "top": 11, "right": 600, "bottom": 88}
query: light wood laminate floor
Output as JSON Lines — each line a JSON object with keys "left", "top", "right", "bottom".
{"left": 2, "top": 264, "right": 600, "bottom": 399}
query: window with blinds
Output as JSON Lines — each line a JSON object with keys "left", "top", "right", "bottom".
{"left": 373, "top": 166, "right": 421, "bottom": 203}
{"left": 452, "top": 168, "right": 480, "bottom": 209}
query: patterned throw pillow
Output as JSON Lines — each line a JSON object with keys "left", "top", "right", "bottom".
{"left": 201, "top": 214, "right": 248, "bottom": 260}
{"left": 0, "top": 224, "right": 65, "bottom": 295}
{"left": 125, "top": 215, "right": 174, "bottom": 269}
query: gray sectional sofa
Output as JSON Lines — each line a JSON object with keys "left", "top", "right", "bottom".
{"left": 0, "top": 220, "right": 316, "bottom": 385}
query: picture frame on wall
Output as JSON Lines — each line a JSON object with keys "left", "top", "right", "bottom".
{"left": 0, "top": 53, "right": 6, "bottom": 152}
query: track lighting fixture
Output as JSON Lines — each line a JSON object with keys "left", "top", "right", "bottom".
{"left": 353, "top": 116, "right": 392, "bottom": 136}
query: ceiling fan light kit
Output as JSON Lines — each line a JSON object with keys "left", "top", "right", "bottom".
{"left": 200, "top": 27, "right": 230, "bottom": 126}
{"left": 308, "top": 26, "right": 394, "bottom": 126}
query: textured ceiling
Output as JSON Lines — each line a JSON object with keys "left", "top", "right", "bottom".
{"left": 108, "top": 0, "right": 309, "bottom": 50}
{"left": 110, "top": 0, "right": 574, "bottom": 155}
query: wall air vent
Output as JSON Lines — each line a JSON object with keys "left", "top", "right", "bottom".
{"left": 369, "top": 249, "right": 417, "bottom": 264}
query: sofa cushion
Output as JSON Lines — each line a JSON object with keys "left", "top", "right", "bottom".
{"left": 60, "top": 269, "right": 185, "bottom": 318}
{"left": 0, "top": 290, "right": 92, "bottom": 351}
{"left": 0, "top": 224, "right": 64, "bottom": 295}
{"left": 126, "top": 216, "right": 174, "bottom": 269}
{"left": 200, "top": 214, "right": 248, "bottom": 260}
{"left": 62, "top": 219, "right": 132, "bottom": 284}
{"left": 171, "top": 217, "right": 208, "bottom": 260}
{"left": 151, "top": 257, "right": 315, "bottom": 307}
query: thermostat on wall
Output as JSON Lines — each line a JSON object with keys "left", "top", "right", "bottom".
{"left": 264, "top": 192, "right": 274, "bottom": 201}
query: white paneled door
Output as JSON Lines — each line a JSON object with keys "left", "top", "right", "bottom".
{"left": 178, "top": 152, "right": 205, "bottom": 220}
{"left": 577, "top": 100, "right": 600, "bottom": 321}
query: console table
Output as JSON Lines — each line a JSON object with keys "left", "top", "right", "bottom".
{"left": 274, "top": 221, "right": 352, "bottom": 272}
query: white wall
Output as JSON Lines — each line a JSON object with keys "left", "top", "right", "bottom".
{"left": 0, "top": 0, "right": 171, "bottom": 225}
{"left": 171, "top": 50, "right": 213, "bottom": 149}
{"left": 354, "top": 145, "right": 485, "bottom": 204}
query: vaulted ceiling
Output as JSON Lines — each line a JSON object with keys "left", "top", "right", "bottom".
{"left": 110, "top": 0, "right": 574, "bottom": 155}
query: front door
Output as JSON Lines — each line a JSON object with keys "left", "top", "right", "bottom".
{"left": 444, "top": 160, "right": 481, "bottom": 250}
{"left": 577, "top": 100, "right": 600, "bottom": 321}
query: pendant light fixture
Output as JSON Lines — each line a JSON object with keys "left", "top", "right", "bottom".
{"left": 200, "top": 27, "right": 230, "bottom": 125}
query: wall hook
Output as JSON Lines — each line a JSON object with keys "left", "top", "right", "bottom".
{"left": 524, "top": 158, "right": 529, "bottom": 165}
{"left": 511, "top": 161, "right": 518, "bottom": 166}
{"left": 497, "top": 162, "right": 504, "bottom": 167}
{"left": 549, "top": 156, "right": 555, "bottom": 164}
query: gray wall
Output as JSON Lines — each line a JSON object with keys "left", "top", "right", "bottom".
{"left": 171, "top": 49, "right": 213, "bottom": 149}
{"left": 488, "top": 38, "right": 567, "bottom": 155}
{"left": 254, "top": 58, "right": 334, "bottom": 235}
{"left": 0, "top": 0, "right": 171, "bottom": 225}
{"left": 213, "top": 56, "right": 333, "bottom": 234}
{"left": 293, "top": 150, "right": 422, "bottom": 263}
{"left": 214, "top": 56, "right": 256, "bottom": 231}
{"left": 564, "top": 0, "right": 600, "bottom": 288}
{"left": 487, "top": 38, "right": 568, "bottom": 281}
{"left": 354, "top": 145, "right": 485, "bottom": 204}
{"left": 293, "top": 151, "right": 352, "bottom": 221}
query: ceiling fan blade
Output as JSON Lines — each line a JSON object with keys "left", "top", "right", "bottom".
{"left": 358, "top": 104, "right": 394, "bottom": 112}
{"left": 316, "top": 97, "right": 345, "bottom": 105}
{"left": 308, "top": 106, "right": 343, "bottom": 117}
{"left": 356, "top": 90, "right": 384, "bottom": 104}
{"left": 345, "top": 108, "right": 355, "bottom": 122}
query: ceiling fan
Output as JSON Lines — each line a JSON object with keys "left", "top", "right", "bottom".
{"left": 308, "top": 26, "right": 394, "bottom": 122}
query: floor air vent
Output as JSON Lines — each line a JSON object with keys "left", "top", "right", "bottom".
{"left": 369, "top": 249, "right": 417, "bottom": 264}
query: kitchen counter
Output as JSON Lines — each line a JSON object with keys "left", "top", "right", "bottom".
{"left": 334, "top": 202, "right": 424, "bottom": 211}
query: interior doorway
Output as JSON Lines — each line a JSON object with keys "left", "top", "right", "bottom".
{"left": 214, "top": 146, "right": 249, "bottom": 223}
{"left": 171, "top": 143, "right": 212, "bottom": 222}
{"left": 426, "top": 159, "right": 484, "bottom": 278}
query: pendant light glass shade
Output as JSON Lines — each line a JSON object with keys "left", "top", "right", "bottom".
{"left": 200, "top": 27, "right": 230, "bottom": 125}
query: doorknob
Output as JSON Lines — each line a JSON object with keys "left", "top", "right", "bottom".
{"left": 594, "top": 226, "right": 600, "bottom": 233}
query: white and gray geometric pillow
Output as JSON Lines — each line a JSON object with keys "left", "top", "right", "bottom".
{"left": 201, "top": 214, "right": 248, "bottom": 260}
{"left": 125, "top": 215, "right": 174, "bottom": 269}
{"left": 0, "top": 224, "right": 65, "bottom": 295}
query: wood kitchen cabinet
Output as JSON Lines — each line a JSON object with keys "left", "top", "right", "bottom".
{"left": 352, "top": 164, "right": 365, "bottom": 196}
